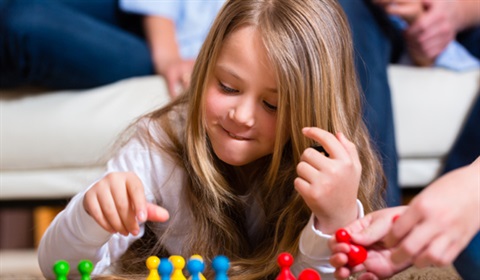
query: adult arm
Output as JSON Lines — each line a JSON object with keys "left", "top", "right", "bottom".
{"left": 143, "top": 16, "right": 194, "bottom": 98}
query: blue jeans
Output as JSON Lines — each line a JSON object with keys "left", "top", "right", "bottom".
{"left": 338, "top": 0, "right": 402, "bottom": 207}
{"left": 0, "top": 0, "right": 153, "bottom": 89}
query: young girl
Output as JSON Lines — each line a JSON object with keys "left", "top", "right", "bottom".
{"left": 38, "top": 0, "right": 385, "bottom": 279}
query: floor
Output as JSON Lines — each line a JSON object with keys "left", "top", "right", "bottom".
{"left": 0, "top": 249, "right": 43, "bottom": 279}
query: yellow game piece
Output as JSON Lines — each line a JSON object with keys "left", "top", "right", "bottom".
{"left": 189, "top": 255, "right": 206, "bottom": 280}
{"left": 146, "top": 256, "right": 160, "bottom": 280}
{"left": 169, "top": 255, "right": 187, "bottom": 280}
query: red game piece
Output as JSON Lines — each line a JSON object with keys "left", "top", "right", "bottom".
{"left": 298, "top": 268, "right": 321, "bottom": 280}
{"left": 335, "top": 229, "right": 351, "bottom": 243}
{"left": 276, "top": 252, "right": 296, "bottom": 280}
{"left": 347, "top": 244, "right": 367, "bottom": 267}
{"left": 335, "top": 228, "right": 368, "bottom": 267}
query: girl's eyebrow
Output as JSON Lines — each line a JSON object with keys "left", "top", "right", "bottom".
{"left": 217, "top": 64, "right": 278, "bottom": 94}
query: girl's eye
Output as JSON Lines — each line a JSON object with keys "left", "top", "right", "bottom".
{"left": 263, "top": 101, "right": 277, "bottom": 112}
{"left": 218, "top": 81, "right": 239, "bottom": 94}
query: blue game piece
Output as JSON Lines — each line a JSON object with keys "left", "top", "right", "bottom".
{"left": 187, "top": 258, "right": 204, "bottom": 280}
{"left": 158, "top": 258, "right": 174, "bottom": 280}
{"left": 212, "top": 255, "right": 230, "bottom": 280}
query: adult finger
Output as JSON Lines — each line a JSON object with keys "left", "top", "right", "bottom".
{"left": 390, "top": 221, "right": 437, "bottom": 265}
{"left": 384, "top": 208, "right": 422, "bottom": 248}
{"left": 413, "top": 234, "right": 452, "bottom": 268}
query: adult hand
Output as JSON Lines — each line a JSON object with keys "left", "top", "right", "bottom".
{"left": 159, "top": 59, "right": 195, "bottom": 98}
{"left": 404, "top": 0, "right": 460, "bottom": 65}
{"left": 83, "top": 172, "right": 170, "bottom": 236}
{"left": 373, "top": 0, "right": 424, "bottom": 24}
{"left": 384, "top": 160, "right": 480, "bottom": 268}
{"left": 295, "top": 127, "right": 361, "bottom": 234}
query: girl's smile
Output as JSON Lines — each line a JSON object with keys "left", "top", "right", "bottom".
{"left": 204, "top": 26, "right": 278, "bottom": 166}
{"left": 223, "top": 127, "right": 252, "bottom": 141}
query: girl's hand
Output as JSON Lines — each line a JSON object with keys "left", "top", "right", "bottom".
{"left": 294, "top": 127, "right": 361, "bottom": 234}
{"left": 83, "top": 172, "right": 169, "bottom": 236}
{"left": 329, "top": 207, "right": 410, "bottom": 280}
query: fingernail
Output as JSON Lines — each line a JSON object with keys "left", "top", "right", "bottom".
{"left": 132, "top": 229, "right": 139, "bottom": 236}
{"left": 137, "top": 211, "right": 146, "bottom": 222}
{"left": 392, "top": 215, "right": 400, "bottom": 223}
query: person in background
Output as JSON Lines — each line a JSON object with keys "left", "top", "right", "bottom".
{"left": 38, "top": 0, "right": 386, "bottom": 279}
{"left": 329, "top": 156, "right": 480, "bottom": 280}
{"left": 0, "top": 0, "right": 224, "bottom": 98}
{"left": 337, "top": 0, "right": 480, "bottom": 207}
{"left": 119, "top": 0, "right": 225, "bottom": 97}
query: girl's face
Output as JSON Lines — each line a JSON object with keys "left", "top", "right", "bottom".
{"left": 205, "top": 26, "right": 278, "bottom": 167}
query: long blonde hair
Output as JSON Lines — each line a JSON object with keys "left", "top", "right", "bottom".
{"left": 119, "top": 0, "right": 385, "bottom": 278}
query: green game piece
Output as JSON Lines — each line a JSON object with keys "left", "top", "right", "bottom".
{"left": 53, "top": 260, "right": 70, "bottom": 280}
{"left": 78, "top": 260, "right": 94, "bottom": 280}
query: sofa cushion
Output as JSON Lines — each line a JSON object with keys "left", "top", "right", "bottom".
{"left": 1, "top": 76, "right": 170, "bottom": 171}
{"left": 389, "top": 65, "right": 479, "bottom": 187}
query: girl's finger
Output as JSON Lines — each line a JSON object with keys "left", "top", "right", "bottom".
{"left": 296, "top": 160, "right": 320, "bottom": 185}
{"left": 336, "top": 132, "right": 360, "bottom": 167}
{"left": 109, "top": 176, "right": 138, "bottom": 235}
{"left": 293, "top": 176, "right": 311, "bottom": 195}
{"left": 299, "top": 147, "right": 328, "bottom": 171}
{"left": 125, "top": 173, "right": 148, "bottom": 223}
{"left": 146, "top": 203, "right": 170, "bottom": 222}
{"left": 98, "top": 189, "right": 129, "bottom": 236}
{"left": 333, "top": 266, "right": 353, "bottom": 280}
{"left": 83, "top": 192, "right": 115, "bottom": 233}
{"left": 302, "top": 127, "right": 348, "bottom": 159}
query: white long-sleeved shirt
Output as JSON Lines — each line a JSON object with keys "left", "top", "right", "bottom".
{"left": 38, "top": 120, "right": 364, "bottom": 280}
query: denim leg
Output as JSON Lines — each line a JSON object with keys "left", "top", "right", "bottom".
{"left": 443, "top": 95, "right": 480, "bottom": 173}
{"left": 0, "top": 0, "right": 153, "bottom": 89}
{"left": 338, "top": 0, "right": 401, "bottom": 206}
{"left": 454, "top": 232, "right": 480, "bottom": 280}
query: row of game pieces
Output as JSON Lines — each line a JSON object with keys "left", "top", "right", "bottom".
{"left": 52, "top": 252, "right": 325, "bottom": 280}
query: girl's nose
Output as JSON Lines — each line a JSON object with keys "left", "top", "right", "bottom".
{"left": 228, "top": 97, "right": 255, "bottom": 127}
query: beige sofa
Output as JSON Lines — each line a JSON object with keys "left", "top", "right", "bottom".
{"left": 1, "top": 65, "right": 479, "bottom": 202}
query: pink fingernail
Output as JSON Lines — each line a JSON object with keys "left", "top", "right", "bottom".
{"left": 138, "top": 211, "right": 146, "bottom": 222}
